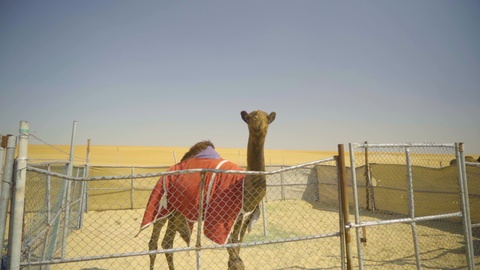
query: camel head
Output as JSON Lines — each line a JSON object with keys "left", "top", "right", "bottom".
{"left": 241, "top": 110, "right": 276, "bottom": 138}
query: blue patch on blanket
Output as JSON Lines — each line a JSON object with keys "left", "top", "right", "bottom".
{"left": 194, "top": 146, "right": 221, "bottom": 159}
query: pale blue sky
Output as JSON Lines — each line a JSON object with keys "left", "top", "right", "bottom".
{"left": 1, "top": 1, "right": 479, "bottom": 153}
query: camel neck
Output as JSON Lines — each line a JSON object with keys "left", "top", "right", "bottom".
{"left": 246, "top": 138, "right": 265, "bottom": 171}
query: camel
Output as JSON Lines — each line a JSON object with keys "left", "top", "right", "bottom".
{"left": 449, "top": 155, "right": 478, "bottom": 165}
{"left": 142, "top": 110, "right": 276, "bottom": 270}
{"left": 180, "top": 140, "right": 216, "bottom": 162}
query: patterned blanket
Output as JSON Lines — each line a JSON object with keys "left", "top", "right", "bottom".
{"left": 140, "top": 148, "right": 246, "bottom": 244}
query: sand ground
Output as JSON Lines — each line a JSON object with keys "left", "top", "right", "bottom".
{"left": 42, "top": 200, "right": 476, "bottom": 270}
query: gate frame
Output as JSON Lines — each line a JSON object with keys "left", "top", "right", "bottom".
{"left": 348, "top": 142, "right": 475, "bottom": 270}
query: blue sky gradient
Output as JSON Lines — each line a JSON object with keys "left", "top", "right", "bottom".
{"left": 1, "top": 1, "right": 479, "bottom": 153}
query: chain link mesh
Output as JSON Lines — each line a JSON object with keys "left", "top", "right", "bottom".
{"left": 22, "top": 164, "right": 85, "bottom": 266}
{"left": 350, "top": 143, "right": 478, "bottom": 269}
{"left": 21, "top": 158, "right": 343, "bottom": 269}
{"left": 16, "top": 144, "right": 478, "bottom": 269}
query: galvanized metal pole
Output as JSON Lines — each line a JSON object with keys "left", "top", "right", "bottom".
{"left": 46, "top": 164, "right": 51, "bottom": 223}
{"left": 8, "top": 121, "right": 29, "bottom": 270}
{"left": 82, "top": 139, "right": 91, "bottom": 215}
{"left": 196, "top": 172, "right": 206, "bottom": 270}
{"left": 405, "top": 146, "right": 421, "bottom": 269}
{"left": 280, "top": 168, "right": 285, "bottom": 201}
{"left": 61, "top": 121, "right": 77, "bottom": 258}
{"left": 337, "top": 144, "right": 352, "bottom": 270}
{"left": 130, "top": 166, "right": 135, "bottom": 209}
{"left": 455, "top": 143, "right": 475, "bottom": 269}
{"left": 0, "top": 135, "right": 17, "bottom": 256}
{"left": 348, "top": 143, "right": 364, "bottom": 270}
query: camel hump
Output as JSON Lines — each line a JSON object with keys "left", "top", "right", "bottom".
{"left": 450, "top": 155, "right": 478, "bottom": 165}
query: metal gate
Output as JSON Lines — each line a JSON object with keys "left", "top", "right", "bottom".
{"left": 348, "top": 142, "right": 476, "bottom": 269}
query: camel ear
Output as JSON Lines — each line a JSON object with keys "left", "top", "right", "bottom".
{"left": 268, "top": 112, "right": 276, "bottom": 124}
{"left": 241, "top": 111, "right": 249, "bottom": 123}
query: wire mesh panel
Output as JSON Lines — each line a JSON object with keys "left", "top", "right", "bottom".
{"left": 19, "top": 158, "right": 343, "bottom": 269}
{"left": 22, "top": 164, "right": 86, "bottom": 269}
{"left": 86, "top": 166, "right": 170, "bottom": 211}
{"left": 465, "top": 162, "right": 480, "bottom": 261}
{"left": 349, "top": 143, "right": 477, "bottom": 269}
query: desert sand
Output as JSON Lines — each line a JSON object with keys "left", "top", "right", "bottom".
{"left": 26, "top": 144, "right": 339, "bottom": 166}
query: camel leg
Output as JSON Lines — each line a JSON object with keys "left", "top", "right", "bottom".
{"left": 161, "top": 211, "right": 191, "bottom": 270}
{"left": 162, "top": 218, "right": 177, "bottom": 270}
{"left": 227, "top": 214, "right": 245, "bottom": 270}
{"left": 149, "top": 218, "right": 167, "bottom": 270}
{"left": 238, "top": 209, "right": 256, "bottom": 242}
{"left": 227, "top": 207, "right": 260, "bottom": 270}
{"left": 173, "top": 213, "right": 191, "bottom": 245}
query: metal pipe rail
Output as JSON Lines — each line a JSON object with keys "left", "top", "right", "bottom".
{"left": 26, "top": 157, "right": 335, "bottom": 182}
{"left": 21, "top": 231, "right": 341, "bottom": 267}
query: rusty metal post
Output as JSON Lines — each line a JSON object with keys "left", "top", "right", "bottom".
{"left": 364, "top": 141, "right": 370, "bottom": 210}
{"left": 338, "top": 144, "right": 353, "bottom": 270}
{"left": 364, "top": 141, "right": 376, "bottom": 211}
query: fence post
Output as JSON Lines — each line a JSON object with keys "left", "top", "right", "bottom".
{"left": 196, "top": 172, "right": 206, "bottom": 270}
{"left": 130, "top": 166, "right": 135, "bottom": 209}
{"left": 405, "top": 146, "right": 421, "bottom": 269}
{"left": 336, "top": 155, "right": 347, "bottom": 270}
{"left": 46, "top": 164, "right": 52, "bottom": 222}
{"left": 0, "top": 135, "right": 6, "bottom": 182}
{"left": 337, "top": 144, "right": 352, "bottom": 270}
{"left": 0, "top": 135, "right": 17, "bottom": 258}
{"left": 456, "top": 143, "right": 475, "bottom": 269}
{"left": 280, "top": 166, "right": 285, "bottom": 201}
{"left": 348, "top": 143, "right": 365, "bottom": 270}
{"left": 61, "top": 120, "right": 77, "bottom": 258}
{"left": 364, "top": 141, "right": 376, "bottom": 211}
{"left": 8, "top": 121, "right": 29, "bottom": 270}
{"left": 82, "top": 139, "right": 91, "bottom": 214}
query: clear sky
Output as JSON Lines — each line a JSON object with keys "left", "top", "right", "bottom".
{"left": 1, "top": 1, "right": 479, "bottom": 153}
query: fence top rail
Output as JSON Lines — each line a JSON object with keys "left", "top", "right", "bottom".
{"left": 26, "top": 157, "right": 335, "bottom": 182}
{"left": 27, "top": 160, "right": 71, "bottom": 166}
{"left": 466, "top": 162, "right": 480, "bottom": 167}
{"left": 89, "top": 165, "right": 172, "bottom": 169}
{"left": 350, "top": 142, "right": 456, "bottom": 149}
{"left": 87, "top": 164, "right": 296, "bottom": 169}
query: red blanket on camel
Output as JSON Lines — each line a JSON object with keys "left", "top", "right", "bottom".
{"left": 140, "top": 157, "right": 246, "bottom": 244}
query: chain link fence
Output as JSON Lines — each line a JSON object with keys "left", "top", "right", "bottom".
{"left": 466, "top": 160, "right": 480, "bottom": 262}
{"left": 5, "top": 142, "right": 477, "bottom": 269}
{"left": 348, "top": 143, "right": 477, "bottom": 269}
{"left": 22, "top": 163, "right": 86, "bottom": 267}
{"left": 20, "top": 157, "right": 343, "bottom": 269}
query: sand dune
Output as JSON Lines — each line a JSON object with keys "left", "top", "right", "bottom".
{"left": 26, "top": 144, "right": 338, "bottom": 166}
